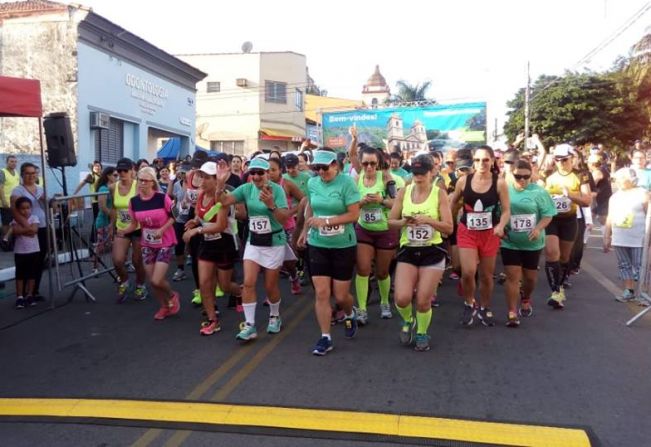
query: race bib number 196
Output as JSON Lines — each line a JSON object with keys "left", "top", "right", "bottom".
{"left": 319, "top": 216, "right": 344, "bottom": 237}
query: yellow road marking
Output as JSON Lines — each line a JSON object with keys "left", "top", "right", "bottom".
{"left": 0, "top": 398, "right": 591, "bottom": 447}
{"left": 163, "top": 301, "right": 314, "bottom": 447}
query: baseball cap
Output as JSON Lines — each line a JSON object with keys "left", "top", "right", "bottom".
{"left": 283, "top": 153, "right": 299, "bottom": 167}
{"left": 249, "top": 157, "right": 270, "bottom": 170}
{"left": 410, "top": 154, "right": 434, "bottom": 175}
{"left": 455, "top": 158, "right": 473, "bottom": 170}
{"left": 199, "top": 161, "right": 217, "bottom": 176}
{"left": 191, "top": 150, "right": 209, "bottom": 168}
{"left": 116, "top": 157, "right": 133, "bottom": 171}
{"left": 553, "top": 144, "right": 573, "bottom": 158}
{"left": 311, "top": 150, "right": 338, "bottom": 166}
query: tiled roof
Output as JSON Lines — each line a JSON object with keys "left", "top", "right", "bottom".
{"left": 0, "top": 0, "right": 69, "bottom": 18}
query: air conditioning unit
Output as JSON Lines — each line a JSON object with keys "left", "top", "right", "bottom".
{"left": 89, "top": 111, "right": 110, "bottom": 129}
{"left": 236, "top": 78, "right": 248, "bottom": 87}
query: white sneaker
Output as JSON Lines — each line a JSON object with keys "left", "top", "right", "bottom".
{"left": 380, "top": 303, "right": 393, "bottom": 319}
{"left": 172, "top": 269, "right": 187, "bottom": 282}
{"left": 356, "top": 308, "right": 368, "bottom": 325}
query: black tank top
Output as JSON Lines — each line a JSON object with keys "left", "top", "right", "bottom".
{"left": 460, "top": 173, "right": 500, "bottom": 228}
{"left": 594, "top": 167, "right": 612, "bottom": 207}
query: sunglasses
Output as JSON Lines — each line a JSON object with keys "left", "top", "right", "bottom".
{"left": 473, "top": 158, "right": 491, "bottom": 163}
{"left": 504, "top": 160, "right": 514, "bottom": 165}
{"left": 513, "top": 174, "right": 531, "bottom": 180}
{"left": 249, "top": 169, "right": 266, "bottom": 177}
{"left": 312, "top": 164, "right": 330, "bottom": 172}
{"left": 555, "top": 157, "right": 570, "bottom": 162}
{"left": 361, "top": 161, "right": 377, "bottom": 167}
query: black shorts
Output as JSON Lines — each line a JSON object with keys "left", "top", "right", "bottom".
{"left": 198, "top": 233, "right": 238, "bottom": 270}
{"left": 546, "top": 217, "right": 577, "bottom": 242}
{"left": 1, "top": 208, "right": 12, "bottom": 226}
{"left": 396, "top": 244, "right": 447, "bottom": 268}
{"left": 307, "top": 245, "right": 356, "bottom": 281}
{"left": 174, "top": 222, "right": 186, "bottom": 256}
{"left": 500, "top": 247, "right": 542, "bottom": 270}
{"left": 15, "top": 252, "right": 40, "bottom": 280}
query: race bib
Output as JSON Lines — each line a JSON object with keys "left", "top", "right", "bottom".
{"left": 178, "top": 203, "right": 190, "bottom": 216}
{"left": 614, "top": 213, "right": 634, "bottom": 229}
{"left": 362, "top": 208, "right": 384, "bottom": 224}
{"left": 249, "top": 216, "right": 271, "bottom": 234}
{"left": 553, "top": 195, "right": 571, "bottom": 213}
{"left": 510, "top": 214, "right": 536, "bottom": 232}
{"left": 466, "top": 212, "right": 492, "bottom": 231}
{"left": 319, "top": 217, "right": 344, "bottom": 237}
{"left": 406, "top": 225, "right": 433, "bottom": 246}
{"left": 143, "top": 228, "right": 162, "bottom": 245}
{"left": 118, "top": 210, "right": 131, "bottom": 224}
{"left": 204, "top": 231, "right": 221, "bottom": 241}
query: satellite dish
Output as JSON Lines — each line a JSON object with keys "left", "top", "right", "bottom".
{"left": 241, "top": 41, "right": 253, "bottom": 53}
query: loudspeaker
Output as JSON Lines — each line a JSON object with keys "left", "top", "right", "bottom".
{"left": 44, "top": 113, "right": 77, "bottom": 168}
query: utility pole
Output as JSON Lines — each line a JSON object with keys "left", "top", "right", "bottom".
{"left": 524, "top": 61, "right": 531, "bottom": 150}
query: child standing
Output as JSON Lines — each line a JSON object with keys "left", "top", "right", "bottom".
{"left": 12, "top": 197, "right": 40, "bottom": 309}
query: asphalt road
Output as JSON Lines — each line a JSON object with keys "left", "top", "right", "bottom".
{"left": 0, "top": 233, "right": 650, "bottom": 447}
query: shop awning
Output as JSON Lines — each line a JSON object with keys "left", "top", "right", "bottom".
{"left": 157, "top": 137, "right": 209, "bottom": 160}
{"left": 259, "top": 127, "right": 304, "bottom": 142}
{"left": 0, "top": 76, "right": 42, "bottom": 117}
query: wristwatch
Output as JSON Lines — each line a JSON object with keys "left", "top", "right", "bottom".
{"left": 268, "top": 206, "right": 277, "bottom": 212}
{"left": 197, "top": 226, "right": 203, "bottom": 234}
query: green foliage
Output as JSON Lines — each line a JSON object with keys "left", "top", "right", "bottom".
{"left": 466, "top": 109, "right": 486, "bottom": 131}
{"left": 391, "top": 80, "right": 434, "bottom": 103}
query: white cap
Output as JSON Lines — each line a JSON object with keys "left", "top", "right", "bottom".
{"left": 553, "top": 144, "right": 573, "bottom": 158}
{"left": 199, "top": 161, "right": 217, "bottom": 176}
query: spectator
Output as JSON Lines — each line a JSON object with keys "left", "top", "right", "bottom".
{"left": 11, "top": 196, "right": 40, "bottom": 309}
{"left": 0, "top": 155, "right": 19, "bottom": 244}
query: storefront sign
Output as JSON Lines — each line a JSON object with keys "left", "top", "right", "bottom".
{"left": 125, "top": 73, "right": 169, "bottom": 115}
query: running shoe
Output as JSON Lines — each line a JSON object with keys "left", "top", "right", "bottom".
{"left": 191, "top": 289, "right": 202, "bottom": 306}
{"left": 356, "top": 308, "right": 368, "bottom": 326}
{"left": 615, "top": 289, "right": 635, "bottom": 303}
{"left": 154, "top": 306, "right": 170, "bottom": 320}
{"left": 344, "top": 310, "right": 358, "bottom": 338}
{"left": 200, "top": 319, "right": 221, "bottom": 336}
{"left": 547, "top": 291, "right": 565, "bottom": 309}
{"left": 290, "top": 277, "right": 302, "bottom": 295}
{"left": 330, "top": 307, "right": 346, "bottom": 325}
{"left": 399, "top": 319, "right": 416, "bottom": 345}
{"left": 558, "top": 287, "right": 566, "bottom": 302}
{"left": 235, "top": 322, "right": 257, "bottom": 341}
{"left": 519, "top": 299, "right": 533, "bottom": 318}
{"left": 497, "top": 272, "right": 507, "bottom": 285}
{"left": 15, "top": 297, "right": 25, "bottom": 309}
{"left": 117, "top": 281, "right": 129, "bottom": 303}
{"left": 185, "top": 255, "right": 192, "bottom": 266}
{"left": 430, "top": 295, "right": 440, "bottom": 308}
{"left": 505, "top": 312, "right": 520, "bottom": 328}
{"left": 460, "top": 303, "right": 476, "bottom": 326}
{"left": 25, "top": 296, "right": 37, "bottom": 307}
{"left": 267, "top": 316, "right": 282, "bottom": 334}
{"left": 635, "top": 296, "right": 650, "bottom": 307}
{"left": 477, "top": 307, "right": 495, "bottom": 327}
{"left": 168, "top": 291, "right": 181, "bottom": 316}
{"left": 215, "top": 285, "right": 224, "bottom": 298}
{"left": 134, "top": 285, "right": 148, "bottom": 301}
{"left": 380, "top": 303, "right": 393, "bottom": 319}
{"left": 449, "top": 271, "right": 460, "bottom": 280}
{"left": 172, "top": 269, "right": 187, "bottom": 282}
{"left": 312, "top": 336, "right": 333, "bottom": 356}
{"left": 414, "top": 334, "right": 431, "bottom": 352}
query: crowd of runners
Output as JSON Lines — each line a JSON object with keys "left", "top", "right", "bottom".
{"left": 11, "top": 130, "right": 649, "bottom": 355}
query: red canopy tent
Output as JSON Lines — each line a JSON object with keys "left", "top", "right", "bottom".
{"left": 0, "top": 75, "right": 53, "bottom": 303}
{"left": 0, "top": 75, "right": 43, "bottom": 117}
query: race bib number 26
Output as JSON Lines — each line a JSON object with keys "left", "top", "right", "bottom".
{"left": 553, "top": 196, "right": 571, "bottom": 213}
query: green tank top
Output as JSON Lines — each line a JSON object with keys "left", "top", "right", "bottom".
{"left": 358, "top": 171, "right": 388, "bottom": 231}
{"left": 113, "top": 181, "right": 138, "bottom": 230}
{"left": 399, "top": 183, "right": 443, "bottom": 247}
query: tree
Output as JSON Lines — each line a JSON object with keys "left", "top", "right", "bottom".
{"left": 391, "top": 80, "right": 434, "bottom": 103}
{"left": 503, "top": 72, "right": 647, "bottom": 149}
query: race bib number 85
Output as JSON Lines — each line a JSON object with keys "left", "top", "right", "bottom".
{"left": 362, "top": 208, "right": 384, "bottom": 224}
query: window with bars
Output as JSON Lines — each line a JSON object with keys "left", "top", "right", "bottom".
{"left": 210, "top": 140, "right": 245, "bottom": 155}
{"left": 94, "top": 118, "right": 124, "bottom": 164}
{"left": 206, "top": 82, "right": 220, "bottom": 93}
{"left": 265, "top": 81, "right": 287, "bottom": 104}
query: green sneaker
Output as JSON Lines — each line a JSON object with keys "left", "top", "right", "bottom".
{"left": 191, "top": 289, "right": 202, "bottom": 306}
{"left": 215, "top": 285, "right": 224, "bottom": 298}
{"left": 236, "top": 322, "right": 257, "bottom": 341}
{"left": 267, "top": 316, "right": 282, "bottom": 334}
{"left": 134, "top": 285, "right": 148, "bottom": 301}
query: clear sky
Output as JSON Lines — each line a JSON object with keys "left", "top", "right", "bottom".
{"left": 71, "top": 0, "right": 651, "bottom": 141}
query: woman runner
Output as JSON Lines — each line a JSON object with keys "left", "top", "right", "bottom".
{"left": 388, "top": 154, "right": 453, "bottom": 351}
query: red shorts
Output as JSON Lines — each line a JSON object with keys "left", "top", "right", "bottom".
{"left": 457, "top": 223, "right": 500, "bottom": 258}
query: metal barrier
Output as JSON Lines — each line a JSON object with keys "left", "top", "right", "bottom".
{"left": 627, "top": 205, "right": 651, "bottom": 326}
{"left": 49, "top": 192, "right": 116, "bottom": 302}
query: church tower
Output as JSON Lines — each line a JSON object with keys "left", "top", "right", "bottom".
{"left": 362, "top": 65, "right": 390, "bottom": 107}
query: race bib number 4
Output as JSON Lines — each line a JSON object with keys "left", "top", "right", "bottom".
{"left": 143, "top": 228, "right": 162, "bottom": 245}
{"left": 510, "top": 214, "right": 536, "bottom": 232}
{"left": 249, "top": 216, "right": 271, "bottom": 234}
{"left": 466, "top": 212, "right": 492, "bottom": 231}
{"left": 362, "top": 208, "right": 384, "bottom": 224}
{"left": 319, "top": 217, "right": 344, "bottom": 237}
{"left": 118, "top": 210, "right": 131, "bottom": 224}
{"left": 407, "top": 225, "right": 433, "bottom": 246}
{"left": 553, "top": 195, "right": 571, "bottom": 213}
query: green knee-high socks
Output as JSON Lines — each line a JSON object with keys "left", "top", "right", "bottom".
{"left": 416, "top": 309, "right": 432, "bottom": 335}
{"left": 396, "top": 303, "right": 413, "bottom": 322}
{"left": 355, "top": 274, "right": 369, "bottom": 310}
{"left": 377, "top": 276, "right": 390, "bottom": 305}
